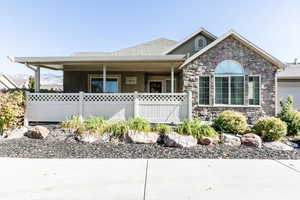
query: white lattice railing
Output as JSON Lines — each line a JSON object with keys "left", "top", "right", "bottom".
{"left": 25, "top": 92, "right": 192, "bottom": 124}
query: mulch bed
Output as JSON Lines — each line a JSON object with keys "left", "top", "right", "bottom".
{"left": 0, "top": 125, "right": 299, "bottom": 159}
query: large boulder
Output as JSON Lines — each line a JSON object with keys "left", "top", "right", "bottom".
{"left": 2, "top": 126, "right": 28, "bottom": 139}
{"left": 199, "top": 136, "right": 219, "bottom": 145}
{"left": 163, "top": 132, "right": 197, "bottom": 148}
{"left": 220, "top": 133, "right": 241, "bottom": 147}
{"left": 264, "top": 141, "right": 294, "bottom": 151}
{"left": 241, "top": 133, "right": 262, "bottom": 148}
{"left": 26, "top": 126, "right": 49, "bottom": 139}
{"left": 124, "top": 130, "right": 159, "bottom": 144}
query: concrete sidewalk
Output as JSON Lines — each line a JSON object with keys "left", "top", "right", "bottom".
{"left": 0, "top": 158, "right": 299, "bottom": 200}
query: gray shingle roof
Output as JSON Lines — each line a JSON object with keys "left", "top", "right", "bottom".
{"left": 278, "top": 63, "right": 300, "bottom": 79}
{"left": 73, "top": 38, "right": 178, "bottom": 56}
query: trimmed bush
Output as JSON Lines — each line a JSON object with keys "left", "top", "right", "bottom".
{"left": 252, "top": 117, "right": 287, "bottom": 141}
{"left": 278, "top": 96, "right": 300, "bottom": 136}
{"left": 213, "top": 110, "right": 247, "bottom": 134}
{"left": 0, "top": 90, "right": 25, "bottom": 131}
{"left": 127, "top": 117, "right": 150, "bottom": 132}
{"left": 106, "top": 121, "right": 129, "bottom": 138}
{"left": 176, "top": 118, "right": 201, "bottom": 135}
{"left": 152, "top": 124, "right": 172, "bottom": 134}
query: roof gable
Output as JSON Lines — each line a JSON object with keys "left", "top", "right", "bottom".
{"left": 180, "top": 30, "right": 286, "bottom": 69}
{"left": 164, "top": 28, "right": 217, "bottom": 55}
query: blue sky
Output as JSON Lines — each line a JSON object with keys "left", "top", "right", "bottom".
{"left": 0, "top": 0, "right": 299, "bottom": 76}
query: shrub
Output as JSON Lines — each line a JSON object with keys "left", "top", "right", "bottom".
{"left": 106, "top": 121, "right": 129, "bottom": 138}
{"left": 176, "top": 118, "right": 201, "bottom": 135}
{"left": 84, "top": 117, "right": 108, "bottom": 132}
{"left": 278, "top": 96, "right": 300, "bottom": 136}
{"left": 60, "top": 116, "right": 83, "bottom": 130}
{"left": 213, "top": 110, "right": 247, "bottom": 134}
{"left": 252, "top": 117, "right": 287, "bottom": 141}
{"left": 152, "top": 124, "right": 172, "bottom": 134}
{"left": 0, "top": 90, "right": 25, "bottom": 131}
{"left": 192, "top": 125, "right": 219, "bottom": 140}
{"left": 127, "top": 117, "right": 151, "bottom": 132}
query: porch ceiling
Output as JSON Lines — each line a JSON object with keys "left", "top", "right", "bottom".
{"left": 13, "top": 55, "right": 186, "bottom": 72}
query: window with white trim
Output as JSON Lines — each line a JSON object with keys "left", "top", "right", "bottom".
{"left": 195, "top": 36, "right": 207, "bottom": 51}
{"left": 249, "top": 76, "right": 260, "bottom": 105}
{"left": 198, "top": 76, "right": 210, "bottom": 105}
{"left": 214, "top": 60, "right": 245, "bottom": 105}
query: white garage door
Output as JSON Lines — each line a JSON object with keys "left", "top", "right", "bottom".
{"left": 278, "top": 81, "right": 300, "bottom": 110}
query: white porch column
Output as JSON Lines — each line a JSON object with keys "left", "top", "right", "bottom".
{"left": 171, "top": 66, "right": 174, "bottom": 93}
{"left": 35, "top": 66, "right": 40, "bottom": 93}
{"left": 103, "top": 65, "right": 106, "bottom": 93}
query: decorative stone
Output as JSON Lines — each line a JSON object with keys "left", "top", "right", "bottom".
{"left": 163, "top": 132, "right": 197, "bottom": 148}
{"left": 264, "top": 141, "right": 294, "bottom": 151}
{"left": 2, "top": 126, "right": 28, "bottom": 139}
{"left": 199, "top": 136, "right": 219, "bottom": 145}
{"left": 124, "top": 130, "right": 159, "bottom": 144}
{"left": 26, "top": 126, "right": 49, "bottom": 139}
{"left": 75, "top": 131, "right": 110, "bottom": 143}
{"left": 220, "top": 133, "right": 241, "bottom": 147}
{"left": 100, "top": 132, "right": 110, "bottom": 143}
{"left": 241, "top": 133, "right": 262, "bottom": 148}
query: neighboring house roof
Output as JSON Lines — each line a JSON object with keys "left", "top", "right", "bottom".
{"left": 180, "top": 30, "right": 286, "bottom": 69}
{"left": 73, "top": 38, "right": 178, "bottom": 56}
{"left": 164, "top": 27, "right": 217, "bottom": 55}
{"left": 0, "top": 74, "right": 18, "bottom": 89}
{"left": 277, "top": 63, "right": 300, "bottom": 79}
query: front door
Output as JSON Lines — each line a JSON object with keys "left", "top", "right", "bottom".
{"left": 149, "top": 81, "right": 162, "bottom": 93}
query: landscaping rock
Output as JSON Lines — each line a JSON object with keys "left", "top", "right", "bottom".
{"left": 26, "top": 126, "right": 49, "bottom": 139}
{"left": 124, "top": 130, "right": 159, "bottom": 144}
{"left": 199, "top": 136, "right": 219, "bottom": 145}
{"left": 163, "top": 132, "right": 197, "bottom": 148}
{"left": 75, "top": 131, "right": 110, "bottom": 143}
{"left": 100, "top": 132, "right": 110, "bottom": 143}
{"left": 2, "top": 126, "right": 28, "bottom": 139}
{"left": 220, "top": 133, "right": 241, "bottom": 147}
{"left": 264, "top": 141, "right": 294, "bottom": 151}
{"left": 241, "top": 133, "right": 262, "bottom": 148}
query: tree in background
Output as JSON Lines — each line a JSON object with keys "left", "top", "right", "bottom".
{"left": 28, "top": 76, "right": 35, "bottom": 91}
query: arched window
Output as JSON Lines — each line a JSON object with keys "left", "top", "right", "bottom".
{"left": 215, "top": 60, "right": 244, "bottom": 75}
{"left": 195, "top": 36, "right": 207, "bottom": 51}
{"left": 214, "top": 60, "right": 245, "bottom": 105}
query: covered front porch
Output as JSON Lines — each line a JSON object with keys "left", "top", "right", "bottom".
{"left": 13, "top": 55, "right": 185, "bottom": 94}
{"left": 13, "top": 55, "right": 192, "bottom": 124}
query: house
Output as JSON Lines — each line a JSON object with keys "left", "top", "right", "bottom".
{"left": 12, "top": 28, "right": 286, "bottom": 124}
{"left": 0, "top": 74, "right": 18, "bottom": 90}
{"left": 277, "top": 61, "right": 300, "bottom": 110}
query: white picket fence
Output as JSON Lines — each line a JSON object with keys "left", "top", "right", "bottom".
{"left": 24, "top": 92, "right": 192, "bottom": 125}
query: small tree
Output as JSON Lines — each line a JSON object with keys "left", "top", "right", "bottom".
{"left": 28, "top": 76, "right": 35, "bottom": 91}
{"left": 278, "top": 96, "right": 300, "bottom": 136}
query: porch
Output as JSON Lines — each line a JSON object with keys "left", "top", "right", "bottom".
{"left": 13, "top": 55, "right": 191, "bottom": 124}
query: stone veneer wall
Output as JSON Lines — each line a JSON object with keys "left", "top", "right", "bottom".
{"left": 182, "top": 36, "right": 278, "bottom": 123}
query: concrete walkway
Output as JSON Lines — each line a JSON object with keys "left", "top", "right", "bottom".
{"left": 0, "top": 159, "right": 299, "bottom": 200}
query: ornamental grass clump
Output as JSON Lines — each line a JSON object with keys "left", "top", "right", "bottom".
{"left": 278, "top": 96, "right": 300, "bottom": 136}
{"left": 192, "top": 125, "right": 219, "bottom": 140}
{"left": 60, "top": 116, "right": 83, "bottom": 131}
{"left": 176, "top": 118, "right": 201, "bottom": 135}
{"left": 0, "top": 90, "right": 25, "bottom": 131}
{"left": 152, "top": 123, "right": 172, "bottom": 135}
{"left": 84, "top": 117, "right": 108, "bottom": 133}
{"left": 106, "top": 121, "right": 129, "bottom": 139}
{"left": 252, "top": 117, "right": 287, "bottom": 141}
{"left": 127, "top": 117, "right": 151, "bottom": 132}
{"left": 213, "top": 110, "right": 248, "bottom": 134}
